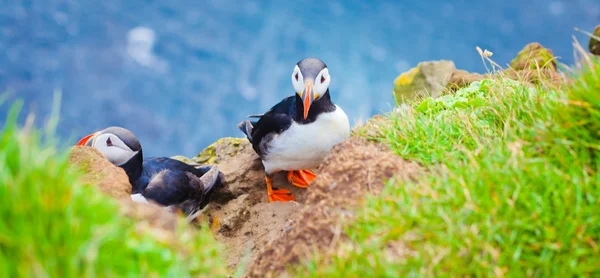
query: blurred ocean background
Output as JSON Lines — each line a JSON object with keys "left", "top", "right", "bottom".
{"left": 1, "top": 0, "right": 598, "bottom": 157}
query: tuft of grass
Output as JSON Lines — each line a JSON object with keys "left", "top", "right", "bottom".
{"left": 297, "top": 54, "right": 600, "bottom": 276}
{"left": 0, "top": 100, "right": 227, "bottom": 277}
{"left": 383, "top": 78, "right": 556, "bottom": 165}
{"left": 557, "top": 57, "right": 600, "bottom": 149}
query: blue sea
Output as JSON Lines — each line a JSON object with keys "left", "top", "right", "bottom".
{"left": 1, "top": 0, "right": 598, "bottom": 157}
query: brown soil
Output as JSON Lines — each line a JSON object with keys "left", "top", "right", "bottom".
{"left": 187, "top": 132, "right": 423, "bottom": 277}
{"left": 188, "top": 138, "right": 312, "bottom": 270}
{"left": 209, "top": 197, "right": 304, "bottom": 270}
{"left": 244, "top": 137, "right": 422, "bottom": 277}
{"left": 68, "top": 146, "right": 131, "bottom": 199}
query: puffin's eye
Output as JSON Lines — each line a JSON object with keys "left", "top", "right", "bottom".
{"left": 321, "top": 75, "right": 326, "bottom": 84}
{"left": 106, "top": 137, "right": 113, "bottom": 146}
{"left": 295, "top": 72, "right": 299, "bottom": 81}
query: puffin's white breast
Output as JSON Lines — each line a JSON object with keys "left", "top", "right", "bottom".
{"left": 262, "top": 105, "right": 350, "bottom": 174}
{"left": 130, "top": 193, "right": 149, "bottom": 203}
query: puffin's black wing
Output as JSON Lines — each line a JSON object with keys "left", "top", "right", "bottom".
{"left": 142, "top": 169, "right": 198, "bottom": 206}
{"left": 238, "top": 95, "right": 296, "bottom": 156}
{"left": 145, "top": 157, "right": 213, "bottom": 177}
{"left": 139, "top": 157, "right": 222, "bottom": 207}
{"left": 142, "top": 165, "right": 221, "bottom": 214}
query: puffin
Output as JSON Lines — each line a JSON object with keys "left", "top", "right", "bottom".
{"left": 76, "top": 126, "right": 222, "bottom": 215}
{"left": 238, "top": 57, "right": 350, "bottom": 202}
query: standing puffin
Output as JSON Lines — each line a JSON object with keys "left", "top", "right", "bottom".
{"left": 76, "top": 126, "right": 222, "bottom": 215}
{"left": 238, "top": 57, "right": 350, "bottom": 202}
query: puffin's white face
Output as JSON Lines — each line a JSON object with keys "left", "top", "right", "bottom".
{"left": 291, "top": 65, "right": 331, "bottom": 99}
{"left": 291, "top": 65, "right": 331, "bottom": 119}
{"left": 92, "top": 133, "right": 138, "bottom": 166}
{"left": 291, "top": 65, "right": 305, "bottom": 93}
{"left": 312, "top": 67, "right": 330, "bottom": 98}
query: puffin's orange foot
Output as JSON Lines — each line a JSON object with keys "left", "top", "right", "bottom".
{"left": 287, "top": 169, "right": 316, "bottom": 188}
{"left": 266, "top": 176, "right": 295, "bottom": 203}
{"left": 268, "top": 188, "right": 295, "bottom": 202}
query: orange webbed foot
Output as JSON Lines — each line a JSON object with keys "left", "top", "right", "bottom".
{"left": 287, "top": 169, "right": 316, "bottom": 188}
{"left": 266, "top": 176, "right": 295, "bottom": 202}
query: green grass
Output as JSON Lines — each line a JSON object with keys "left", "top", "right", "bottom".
{"left": 0, "top": 100, "right": 226, "bottom": 277}
{"left": 298, "top": 56, "right": 600, "bottom": 277}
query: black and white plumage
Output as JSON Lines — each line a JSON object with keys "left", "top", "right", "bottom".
{"left": 238, "top": 57, "right": 350, "bottom": 202}
{"left": 76, "top": 126, "right": 222, "bottom": 215}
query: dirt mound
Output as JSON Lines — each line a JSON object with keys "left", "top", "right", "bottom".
{"left": 69, "top": 146, "right": 132, "bottom": 199}
{"left": 247, "top": 137, "right": 422, "bottom": 277}
{"left": 209, "top": 198, "right": 303, "bottom": 270}
{"left": 187, "top": 138, "right": 310, "bottom": 270}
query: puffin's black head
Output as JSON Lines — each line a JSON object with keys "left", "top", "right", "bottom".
{"left": 76, "top": 126, "right": 144, "bottom": 184}
{"left": 292, "top": 57, "right": 331, "bottom": 120}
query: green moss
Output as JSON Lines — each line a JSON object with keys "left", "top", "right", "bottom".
{"left": 0, "top": 101, "right": 227, "bottom": 277}
{"left": 509, "top": 42, "right": 556, "bottom": 70}
{"left": 194, "top": 137, "right": 244, "bottom": 164}
{"left": 170, "top": 155, "right": 195, "bottom": 165}
{"left": 195, "top": 143, "right": 217, "bottom": 164}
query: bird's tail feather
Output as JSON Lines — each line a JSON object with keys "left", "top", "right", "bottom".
{"left": 199, "top": 166, "right": 221, "bottom": 196}
{"left": 237, "top": 120, "right": 255, "bottom": 142}
{"left": 196, "top": 166, "right": 222, "bottom": 211}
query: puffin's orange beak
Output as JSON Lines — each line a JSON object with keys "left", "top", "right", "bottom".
{"left": 302, "top": 80, "right": 314, "bottom": 120}
{"left": 76, "top": 132, "right": 97, "bottom": 146}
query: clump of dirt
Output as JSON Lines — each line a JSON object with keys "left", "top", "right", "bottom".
{"left": 209, "top": 199, "right": 303, "bottom": 270}
{"left": 446, "top": 69, "right": 487, "bottom": 90}
{"left": 246, "top": 137, "right": 422, "bottom": 277}
{"left": 69, "top": 146, "right": 131, "bottom": 199}
{"left": 186, "top": 138, "right": 310, "bottom": 270}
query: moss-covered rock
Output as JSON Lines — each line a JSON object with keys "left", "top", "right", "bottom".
{"left": 393, "top": 60, "right": 456, "bottom": 104}
{"left": 191, "top": 137, "right": 265, "bottom": 203}
{"left": 193, "top": 137, "right": 245, "bottom": 165}
{"left": 170, "top": 155, "right": 197, "bottom": 165}
{"left": 509, "top": 42, "right": 556, "bottom": 70}
{"left": 503, "top": 68, "right": 563, "bottom": 86}
{"left": 589, "top": 25, "right": 600, "bottom": 56}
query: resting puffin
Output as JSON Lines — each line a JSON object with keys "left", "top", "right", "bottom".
{"left": 238, "top": 57, "right": 350, "bottom": 202}
{"left": 76, "top": 126, "right": 222, "bottom": 215}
